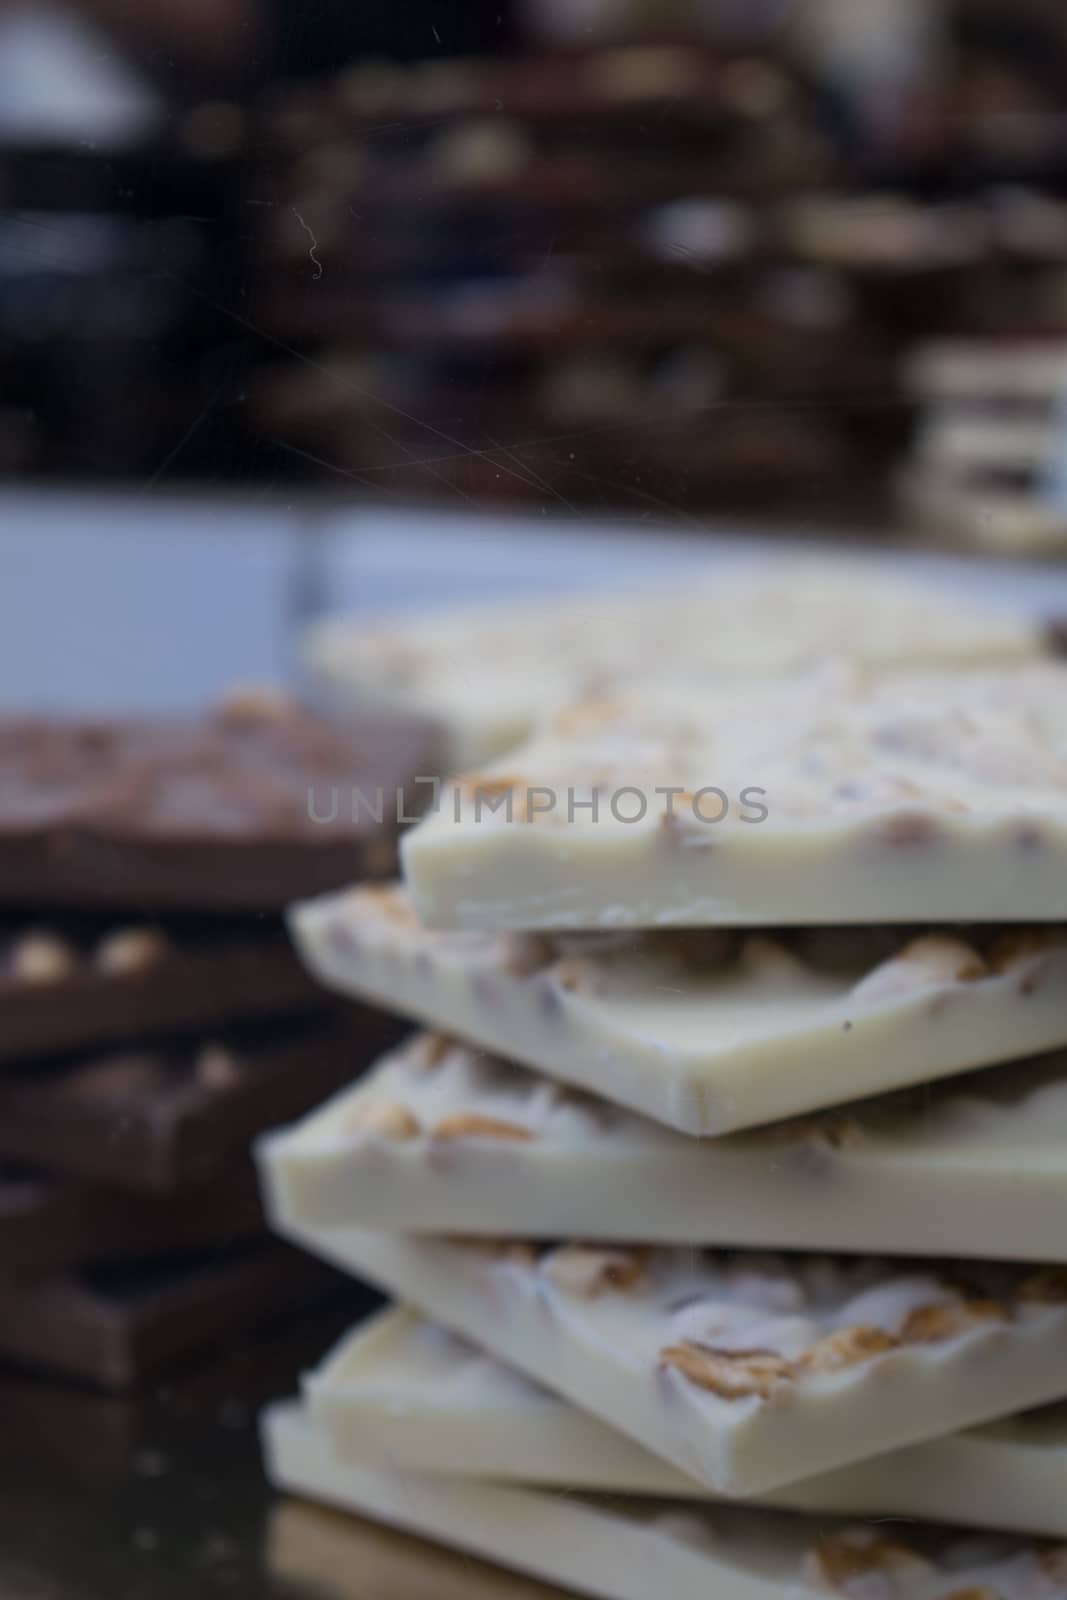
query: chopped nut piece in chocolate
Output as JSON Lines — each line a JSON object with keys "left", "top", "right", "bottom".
{"left": 347, "top": 1100, "right": 421, "bottom": 1141}
{"left": 196, "top": 1044, "right": 243, "bottom": 1091}
{"left": 94, "top": 927, "right": 172, "bottom": 976}
{"left": 775, "top": 1113, "right": 865, "bottom": 1151}
{"left": 409, "top": 1034, "right": 454, "bottom": 1071}
{"left": 549, "top": 959, "right": 600, "bottom": 995}
{"left": 10, "top": 933, "right": 80, "bottom": 985}
{"left": 429, "top": 1113, "right": 533, "bottom": 1143}
{"left": 852, "top": 934, "right": 988, "bottom": 1005}
{"left": 460, "top": 776, "right": 530, "bottom": 822}
{"left": 497, "top": 933, "right": 556, "bottom": 977}
{"left": 659, "top": 1343, "right": 792, "bottom": 1401}
{"left": 799, "top": 1325, "right": 898, "bottom": 1374}
{"left": 546, "top": 1246, "right": 645, "bottom": 1298}
{"left": 355, "top": 885, "right": 420, "bottom": 926}
{"left": 901, "top": 1299, "right": 1007, "bottom": 1343}
{"left": 805, "top": 1531, "right": 933, "bottom": 1592}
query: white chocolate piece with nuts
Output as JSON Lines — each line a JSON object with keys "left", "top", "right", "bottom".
{"left": 265, "top": 1401, "right": 1067, "bottom": 1600}
{"left": 288, "top": 885, "right": 1067, "bottom": 1134}
{"left": 400, "top": 663, "right": 1067, "bottom": 930}
{"left": 307, "top": 1306, "right": 1067, "bottom": 1539}
{"left": 304, "top": 563, "right": 1044, "bottom": 769}
{"left": 261, "top": 1032, "right": 1067, "bottom": 1259}
{"left": 272, "top": 1225, "right": 1067, "bottom": 1498}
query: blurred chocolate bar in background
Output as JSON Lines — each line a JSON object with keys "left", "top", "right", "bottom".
{"left": 0, "top": 918, "right": 321, "bottom": 1064}
{"left": 7, "top": 0, "right": 1067, "bottom": 538}
{"left": 0, "top": 1244, "right": 344, "bottom": 1391}
{"left": 245, "top": 6, "right": 1067, "bottom": 530}
{"left": 0, "top": 695, "right": 441, "bottom": 911}
{"left": 249, "top": 47, "right": 889, "bottom": 517}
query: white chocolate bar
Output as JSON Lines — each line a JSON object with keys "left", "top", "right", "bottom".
{"left": 309, "top": 1306, "right": 1067, "bottom": 1538}
{"left": 305, "top": 566, "right": 1044, "bottom": 768}
{"left": 289, "top": 884, "right": 1067, "bottom": 1134}
{"left": 401, "top": 664, "right": 1067, "bottom": 928}
{"left": 263, "top": 1401, "right": 1067, "bottom": 1600}
{"left": 259, "top": 1031, "right": 1067, "bottom": 1257}
{"left": 271, "top": 1226, "right": 1067, "bottom": 1498}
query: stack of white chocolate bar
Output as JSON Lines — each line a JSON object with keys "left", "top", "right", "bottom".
{"left": 901, "top": 340, "right": 1067, "bottom": 557}
{"left": 259, "top": 566, "right": 1067, "bottom": 1600}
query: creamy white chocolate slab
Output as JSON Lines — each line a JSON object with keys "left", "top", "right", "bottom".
{"left": 259, "top": 1032, "right": 1067, "bottom": 1256}
{"left": 309, "top": 1306, "right": 1067, "bottom": 1538}
{"left": 306, "top": 566, "right": 1044, "bottom": 768}
{"left": 264, "top": 1401, "right": 1067, "bottom": 1600}
{"left": 401, "top": 664, "right": 1067, "bottom": 928}
{"left": 271, "top": 1226, "right": 1067, "bottom": 1498}
{"left": 289, "top": 884, "right": 1067, "bottom": 1135}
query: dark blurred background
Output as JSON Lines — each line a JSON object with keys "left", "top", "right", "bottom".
{"left": 2, "top": 0, "right": 1066, "bottom": 550}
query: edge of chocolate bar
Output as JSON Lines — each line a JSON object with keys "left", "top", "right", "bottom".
{"left": 0, "top": 1014, "right": 400, "bottom": 1193}
{"left": 0, "top": 930, "right": 324, "bottom": 1066}
{"left": 0, "top": 705, "right": 444, "bottom": 913}
{"left": 0, "top": 1245, "right": 342, "bottom": 1389}
{"left": 0, "top": 1161, "right": 266, "bottom": 1274}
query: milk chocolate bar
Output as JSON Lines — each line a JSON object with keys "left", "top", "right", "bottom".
{"left": 0, "top": 697, "right": 440, "bottom": 912}
{"left": 0, "top": 1016, "right": 396, "bottom": 1192}
{"left": 290, "top": 886, "right": 1067, "bottom": 1134}
{"left": 0, "top": 1245, "right": 338, "bottom": 1389}
{"left": 310, "top": 1307, "right": 1067, "bottom": 1538}
{"left": 0, "top": 1163, "right": 265, "bottom": 1273}
{"left": 402, "top": 663, "right": 1067, "bottom": 928}
{"left": 264, "top": 1402, "right": 1067, "bottom": 1600}
{"left": 306, "top": 565, "right": 1044, "bottom": 769}
{"left": 261, "top": 1034, "right": 1067, "bottom": 1258}
{"left": 0, "top": 918, "right": 323, "bottom": 1065}
{"left": 277, "top": 1228, "right": 1067, "bottom": 1497}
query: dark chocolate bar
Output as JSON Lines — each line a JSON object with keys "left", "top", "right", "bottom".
{"left": 0, "top": 919, "right": 324, "bottom": 1065}
{"left": 0, "top": 697, "right": 441, "bottom": 912}
{"left": 0, "top": 1162, "right": 265, "bottom": 1274}
{"left": 0, "top": 1244, "right": 341, "bottom": 1389}
{"left": 0, "top": 1016, "right": 397, "bottom": 1193}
